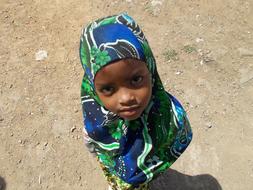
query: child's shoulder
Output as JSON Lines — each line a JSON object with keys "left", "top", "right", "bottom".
{"left": 166, "top": 92, "right": 184, "bottom": 109}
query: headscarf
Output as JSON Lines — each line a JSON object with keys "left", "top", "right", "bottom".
{"left": 79, "top": 13, "right": 192, "bottom": 186}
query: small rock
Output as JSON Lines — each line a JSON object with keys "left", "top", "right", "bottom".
{"left": 205, "top": 122, "right": 213, "bottom": 129}
{"left": 239, "top": 70, "right": 253, "bottom": 84}
{"left": 35, "top": 50, "right": 48, "bottom": 61}
{"left": 71, "top": 126, "right": 76, "bottom": 132}
{"left": 196, "top": 37, "right": 204, "bottom": 43}
{"left": 203, "top": 56, "right": 214, "bottom": 63}
{"left": 238, "top": 48, "right": 253, "bottom": 57}
{"left": 18, "top": 140, "right": 22, "bottom": 144}
{"left": 39, "top": 175, "right": 41, "bottom": 184}
{"left": 0, "top": 118, "right": 4, "bottom": 122}
{"left": 44, "top": 142, "right": 48, "bottom": 146}
{"left": 151, "top": 0, "right": 163, "bottom": 6}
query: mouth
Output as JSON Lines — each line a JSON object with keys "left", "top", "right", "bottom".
{"left": 118, "top": 106, "right": 141, "bottom": 118}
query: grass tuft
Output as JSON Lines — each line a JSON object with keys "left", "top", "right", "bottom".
{"left": 183, "top": 45, "right": 197, "bottom": 54}
{"left": 163, "top": 49, "right": 178, "bottom": 61}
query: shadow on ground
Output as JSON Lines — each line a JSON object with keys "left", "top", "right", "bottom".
{"left": 150, "top": 169, "right": 222, "bottom": 190}
{"left": 0, "top": 176, "right": 6, "bottom": 190}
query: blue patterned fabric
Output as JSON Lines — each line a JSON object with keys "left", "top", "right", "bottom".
{"left": 79, "top": 13, "right": 192, "bottom": 189}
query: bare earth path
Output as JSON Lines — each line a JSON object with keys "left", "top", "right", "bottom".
{"left": 0, "top": 0, "right": 252, "bottom": 189}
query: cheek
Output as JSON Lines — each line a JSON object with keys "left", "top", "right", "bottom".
{"left": 145, "top": 87, "right": 152, "bottom": 104}
{"left": 139, "top": 83, "right": 152, "bottom": 105}
{"left": 99, "top": 96, "right": 117, "bottom": 112}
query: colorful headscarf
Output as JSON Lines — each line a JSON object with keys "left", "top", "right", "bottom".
{"left": 79, "top": 13, "right": 192, "bottom": 188}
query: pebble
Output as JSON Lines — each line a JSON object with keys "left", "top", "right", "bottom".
{"left": 205, "top": 122, "right": 213, "bottom": 129}
{"left": 39, "top": 175, "right": 41, "bottom": 184}
{"left": 203, "top": 56, "right": 214, "bottom": 63}
{"left": 196, "top": 37, "right": 204, "bottom": 43}
{"left": 238, "top": 48, "right": 253, "bottom": 57}
{"left": 151, "top": 0, "right": 163, "bottom": 6}
{"left": 35, "top": 50, "right": 48, "bottom": 61}
{"left": 71, "top": 126, "right": 76, "bottom": 132}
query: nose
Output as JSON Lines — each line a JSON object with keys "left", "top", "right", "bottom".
{"left": 118, "top": 88, "right": 136, "bottom": 106}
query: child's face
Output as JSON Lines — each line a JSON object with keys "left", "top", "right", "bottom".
{"left": 94, "top": 59, "right": 152, "bottom": 120}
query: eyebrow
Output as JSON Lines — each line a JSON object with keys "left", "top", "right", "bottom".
{"left": 95, "top": 82, "right": 114, "bottom": 87}
{"left": 95, "top": 64, "right": 149, "bottom": 86}
{"left": 131, "top": 65, "right": 149, "bottom": 74}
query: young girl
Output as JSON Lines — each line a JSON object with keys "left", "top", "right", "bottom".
{"left": 79, "top": 13, "right": 192, "bottom": 190}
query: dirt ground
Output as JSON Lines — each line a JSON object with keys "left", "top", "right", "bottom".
{"left": 0, "top": 0, "right": 253, "bottom": 189}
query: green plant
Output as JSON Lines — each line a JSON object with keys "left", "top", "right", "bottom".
{"left": 183, "top": 45, "right": 197, "bottom": 54}
{"left": 163, "top": 49, "right": 178, "bottom": 61}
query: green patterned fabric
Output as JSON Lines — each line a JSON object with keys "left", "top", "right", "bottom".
{"left": 79, "top": 13, "right": 192, "bottom": 190}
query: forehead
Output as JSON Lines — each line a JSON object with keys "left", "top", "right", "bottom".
{"left": 94, "top": 59, "right": 148, "bottom": 84}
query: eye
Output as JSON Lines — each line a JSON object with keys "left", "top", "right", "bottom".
{"left": 99, "top": 86, "right": 114, "bottom": 96}
{"left": 131, "top": 75, "right": 143, "bottom": 85}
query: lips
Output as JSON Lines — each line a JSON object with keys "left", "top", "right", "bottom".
{"left": 119, "top": 106, "right": 141, "bottom": 118}
{"left": 119, "top": 105, "right": 140, "bottom": 112}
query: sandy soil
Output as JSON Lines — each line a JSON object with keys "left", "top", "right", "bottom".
{"left": 0, "top": 0, "right": 253, "bottom": 189}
